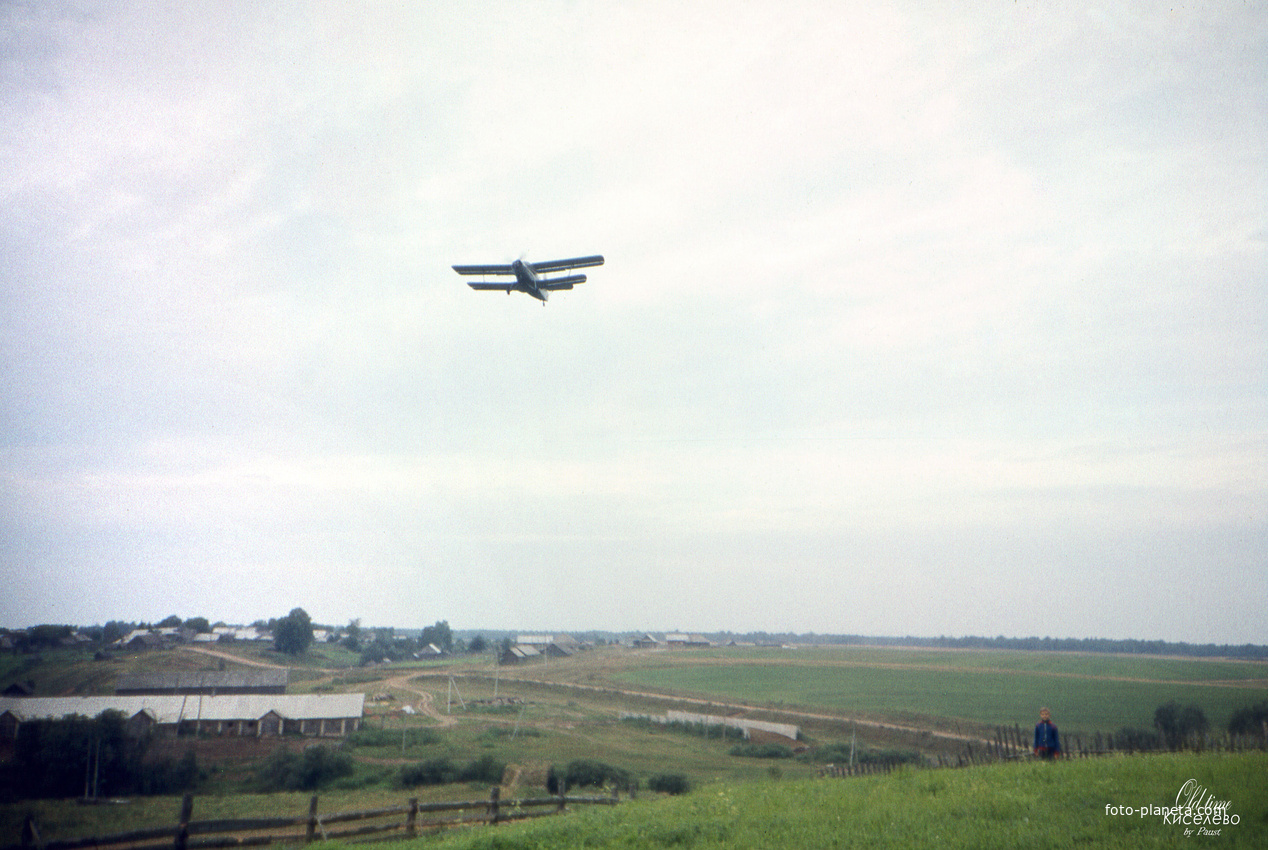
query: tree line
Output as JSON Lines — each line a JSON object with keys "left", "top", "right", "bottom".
{"left": 0, "top": 711, "right": 201, "bottom": 800}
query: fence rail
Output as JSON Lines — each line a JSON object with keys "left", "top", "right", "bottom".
{"left": 819, "top": 729, "right": 1267, "bottom": 778}
{"left": 9, "top": 788, "right": 620, "bottom": 850}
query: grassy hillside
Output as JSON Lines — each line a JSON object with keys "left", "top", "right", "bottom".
{"left": 395, "top": 752, "right": 1268, "bottom": 849}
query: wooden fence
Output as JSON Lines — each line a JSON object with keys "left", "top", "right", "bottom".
{"left": 8, "top": 788, "right": 620, "bottom": 850}
{"left": 820, "top": 727, "right": 1267, "bottom": 777}
{"left": 970, "top": 725, "right": 1268, "bottom": 761}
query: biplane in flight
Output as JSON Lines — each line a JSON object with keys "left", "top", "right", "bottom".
{"left": 452, "top": 254, "right": 604, "bottom": 302}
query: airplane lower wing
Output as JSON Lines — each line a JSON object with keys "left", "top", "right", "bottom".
{"left": 540, "top": 274, "right": 587, "bottom": 290}
{"left": 466, "top": 282, "right": 514, "bottom": 291}
{"left": 528, "top": 255, "right": 604, "bottom": 274}
{"left": 452, "top": 263, "right": 514, "bottom": 276}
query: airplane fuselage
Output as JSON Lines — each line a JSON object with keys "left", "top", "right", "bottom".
{"left": 511, "top": 258, "right": 548, "bottom": 301}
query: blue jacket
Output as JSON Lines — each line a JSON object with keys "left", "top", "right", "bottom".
{"left": 1034, "top": 720, "right": 1060, "bottom": 752}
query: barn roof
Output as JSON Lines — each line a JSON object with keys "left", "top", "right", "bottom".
{"left": 116, "top": 670, "right": 289, "bottom": 691}
{"left": 0, "top": 693, "right": 364, "bottom": 724}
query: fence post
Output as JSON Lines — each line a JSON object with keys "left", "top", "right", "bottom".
{"left": 174, "top": 793, "right": 194, "bottom": 850}
{"left": 306, "top": 795, "right": 319, "bottom": 843}
{"left": 557, "top": 781, "right": 567, "bottom": 813}
{"left": 488, "top": 786, "right": 500, "bottom": 825}
{"left": 21, "top": 814, "right": 41, "bottom": 850}
{"left": 407, "top": 798, "right": 418, "bottom": 837}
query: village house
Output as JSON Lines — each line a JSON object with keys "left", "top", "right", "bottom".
{"left": 413, "top": 643, "right": 445, "bottom": 658}
{"left": 666, "top": 634, "right": 712, "bottom": 648}
{"left": 515, "top": 634, "right": 581, "bottom": 657}
{"left": 498, "top": 644, "right": 541, "bottom": 665}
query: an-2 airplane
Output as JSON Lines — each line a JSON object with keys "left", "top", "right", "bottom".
{"left": 452, "top": 254, "right": 604, "bottom": 302}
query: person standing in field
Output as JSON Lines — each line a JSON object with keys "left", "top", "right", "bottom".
{"left": 1033, "top": 707, "right": 1061, "bottom": 759}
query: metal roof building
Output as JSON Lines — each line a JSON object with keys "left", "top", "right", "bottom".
{"left": 0, "top": 693, "right": 364, "bottom": 739}
{"left": 115, "top": 669, "right": 289, "bottom": 695}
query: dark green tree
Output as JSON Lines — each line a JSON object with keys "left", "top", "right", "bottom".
{"left": 183, "top": 617, "right": 211, "bottom": 634}
{"left": 102, "top": 621, "right": 133, "bottom": 644}
{"left": 1154, "top": 701, "right": 1208, "bottom": 749}
{"left": 0, "top": 710, "right": 199, "bottom": 799}
{"left": 17, "top": 625, "right": 73, "bottom": 651}
{"left": 273, "top": 608, "right": 314, "bottom": 655}
{"left": 468, "top": 634, "right": 488, "bottom": 654}
{"left": 157, "top": 615, "right": 183, "bottom": 628}
{"left": 420, "top": 620, "right": 453, "bottom": 653}
{"left": 1227, "top": 701, "right": 1268, "bottom": 736}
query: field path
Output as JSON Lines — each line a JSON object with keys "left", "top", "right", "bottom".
{"left": 181, "top": 645, "right": 290, "bottom": 669}
{"left": 381, "top": 671, "right": 458, "bottom": 727}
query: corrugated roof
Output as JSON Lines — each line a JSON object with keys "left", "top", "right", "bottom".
{"left": 116, "top": 670, "right": 289, "bottom": 691}
{"left": 0, "top": 693, "right": 364, "bottom": 723}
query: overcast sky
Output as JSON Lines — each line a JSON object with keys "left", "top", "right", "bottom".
{"left": 2, "top": 2, "right": 1265, "bottom": 643}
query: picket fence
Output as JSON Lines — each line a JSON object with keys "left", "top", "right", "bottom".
{"left": 7, "top": 788, "right": 620, "bottom": 850}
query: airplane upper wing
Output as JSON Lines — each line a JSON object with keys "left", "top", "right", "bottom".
{"left": 452, "top": 263, "right": 515, "bottom": 276}
{"left": 528, "top": 255, "right": 604, "bottom": 274}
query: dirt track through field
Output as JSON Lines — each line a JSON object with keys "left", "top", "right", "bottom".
{"left": 182, "top": 645, "right": 290, "bottom": 668}
{"left": 423, "top": 672, "right": 991, "bottom": 746}
{"left": 381, "top": 672, "right": 457, "bottom": 727}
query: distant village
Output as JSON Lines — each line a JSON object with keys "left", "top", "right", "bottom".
{"left": 0, "top": 620, "right": 736, "bottom": 745}
{"left": 0, "top": 621, "right": 743, "bottom": 665}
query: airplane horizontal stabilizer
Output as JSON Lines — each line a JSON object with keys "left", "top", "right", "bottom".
{"left": 540, "top": 274, "right": 587, "bottom": 290}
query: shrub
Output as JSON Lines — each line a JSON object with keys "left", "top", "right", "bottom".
{"left": 729, "top": 743, "right": 793, "bottom": 759}
{"left": 399, "top": 758, "right": 456, "bottom": 787}
{"left": 548, "top": 760, "right": 631, "bottom": 793}
{"left": 1112, "top": 726, "right": 1161, "bottom": 752}
{"left": 647, "top": 773, "right": 691, "bottom": 795}
{"left": 399, "top": 756, "right": 504, "bottom": 787}
{"left": 457, "top": 755, "right": 505, "bottom": 784}
{"left": 137, "top": 751, "right": 203, "bottom": 795}
{"left": 256, "top": 745, "right": 353, "bottom": 791}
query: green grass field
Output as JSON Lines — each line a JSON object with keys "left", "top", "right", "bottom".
{"left": 599, "top": 647, "right": 1268, "bottom": 734}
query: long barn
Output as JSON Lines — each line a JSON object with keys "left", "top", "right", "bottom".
{"left": 115, "top": 669, "right": 289, "bottom": 695}
{"left": 0, "top": 693, "right": 364, "bottom": 739}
